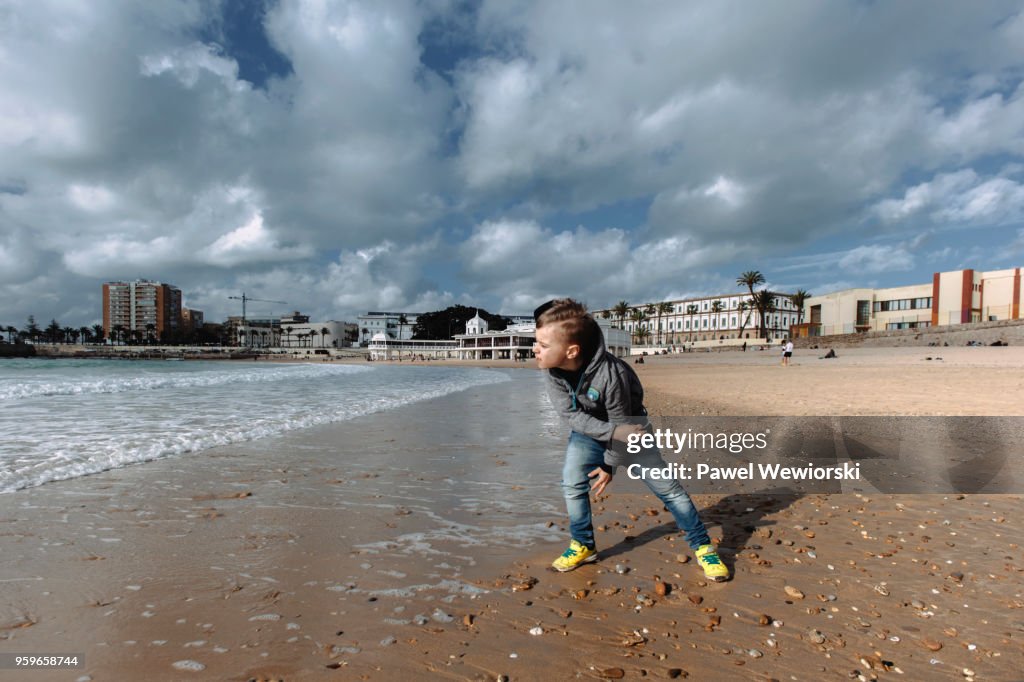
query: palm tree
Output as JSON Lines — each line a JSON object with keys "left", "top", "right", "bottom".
{"left": 738, "top": 270, "right": 766, "bottom": 339}
{"left": 111, "top": 324, "right": 126, "bottom": 346}
{"left": 738, "top": 270, "right": 765, "bottom": 300}
{"left": 644, "top": 303, "right": 657, "bottom": 346}
{"left": 24, "top": 316, "right": 40, "bottom": 343}
{"left": 752, "top": 290, "right": 777, "bottom": 341}
{"left": 630, "top": 308, "right": 648, "bottom": 345}
{"left": 790, "top": 289, "right": 811, "bottom": 326}
{"left": 613, "top": 301, "right": 630, "bottom": 330}
{"left": 656, "top": 302, "right": 673, "bottom": 345}
{"left": 6, "top": 326, "right": 17, "bottom": 343}
{"left": 145, "top": 323, "right": 156, "bottom": 345}
{"left": 320, "top": 327, "right": 330, "bottom": 348}
{"left": 79, "top": 326, "right": 92, "bottom": 344}
{"left": 283, "top": 326, "right": 293, "bottom": 348}
{"left": 397, "top": 314, "right": 409, "bottom": 341}
{"left": 686, "top": 304, "right": 698, "bottom": 342}
{"left": 45, "top": 319, "right": 61, "bottom": 343}
{"left": 308, "top": 329, "right": 318, "bottom": 348}
{"left": 635, "top": 328, "right": 651, "bottom": 346}
{"left": 66, "top": 328, "right": 79, "bottom": 344}
{"left": 737, "top": 300, "right": 753, "bottom": 338}
{"left": 92, "top": 324, "right": 105, "bottom": 344}
{"left": 710, "top": 300, "right": 724, "bottom": 333}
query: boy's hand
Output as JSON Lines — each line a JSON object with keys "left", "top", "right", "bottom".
{"left": 612, "top": 423, "right": 645, "bottom": 442}
{"left": 588, "top": 467, "right": 613, "bottom": 496}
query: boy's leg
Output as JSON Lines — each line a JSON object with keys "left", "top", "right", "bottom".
{"left": 561, "top": 431, "right": 607, "bottom": 549}
{"left": 631, "top": 444, "right": 729, "bottom": 581}
{"left": 631, "top": 445, "right": 711, "bottom": 550}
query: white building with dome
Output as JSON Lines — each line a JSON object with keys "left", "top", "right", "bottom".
{"left": 454, "top": 312, "right": 630, "bottom": 360}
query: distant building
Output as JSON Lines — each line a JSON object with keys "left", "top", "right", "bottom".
{"left": 182, "top": 308, "right": 203, "bottom": 331}
{"left": 102, "top": 280, "right": 182, "bottom": 341}
{"left": 594, "top": 293, "right": 799, "bottom": 345}
{"left": 226, "top": 311, "right": 359, "bottom": 349}
{"left": 454, "top": 311, "right": 631, "bottom": 360}
{"left": 277, "top": 319, "right": 354, "bottom": 350}
{"left": 357, "top": 311, "right": 420, "bottom": 344}
{"left": 280, "top": 311, "right": 310, "bottom": 325}
{"left": 800, "top": 267, "right": 1024, "bottom": 336}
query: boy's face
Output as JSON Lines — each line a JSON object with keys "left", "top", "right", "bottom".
{"left": 533, "top": 324, "right": 581, "bottom": 370}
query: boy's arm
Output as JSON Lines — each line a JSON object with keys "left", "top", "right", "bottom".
{"left": 545, "top": 370, "right": 642, "bottom": 473}
{"left": 601, "top": 365, "right": 647, "bottom": 469}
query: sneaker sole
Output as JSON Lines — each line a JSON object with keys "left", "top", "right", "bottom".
{"left": 704, "top": 574, "right": 730, "bottom": 582}
{"left": 551, "top": 554, "right": 599, "bottom": 572}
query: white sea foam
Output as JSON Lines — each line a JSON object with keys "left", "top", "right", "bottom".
{"left": 0, "top": 363, "right": 372, "bottom": 401}
{"left": 0, "top": 362, "right": 511, "bottom": 493}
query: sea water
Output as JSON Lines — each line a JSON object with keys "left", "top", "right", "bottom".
{"left": 0, "top": 359, "right": 509, "bottom": 493}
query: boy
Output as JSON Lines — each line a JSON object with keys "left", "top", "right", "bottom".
{"left": 533, "top": 299, "right": 729, "bottom": 581}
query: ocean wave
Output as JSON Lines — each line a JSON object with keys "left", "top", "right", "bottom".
{"left": 0, "top": 369, "right": 510, "bottom": 493}
{"left": 0, "top": 363, "right": 374, "bottom": 401}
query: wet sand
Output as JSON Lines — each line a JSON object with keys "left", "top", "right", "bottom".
{"left": 1, "top": 351, "right": 1023, "bottom": 681}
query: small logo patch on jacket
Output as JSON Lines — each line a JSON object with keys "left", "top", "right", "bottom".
{"left": 586, "top": 387, "right": 600, "bottom": 401}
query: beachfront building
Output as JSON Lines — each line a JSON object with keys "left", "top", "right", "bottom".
{"left": 454, "top": 311, "right": 534, "bottom": 360}
{"left": 594, "top": 293, "right": 799, "bottom": 347}
{"left": 367, "top": 334, "right": 459, "bottom": 360}
{"left": 357, "top": 311, "right": 420, "bottom": 345}
{"left": 102, "top": 279, "right": 182, "bottom": 343}
{"left": 222, "top": 310, "right": 358, "bottom": 349}
{"left": 277, "top": 319, "right": 354, "bottom": 350}
{"left": 800, "top": 267, "right": 1024, "bottom": 337}
{"left": 181, "top": 307, "right": 203, "bottom": 332}
{"left": 453, "top": 312, "right": 631, "bottom": 360}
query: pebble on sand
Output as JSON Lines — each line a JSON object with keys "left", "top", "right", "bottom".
{"left": 784, "top": 586, "right": 805, "bottom": 599}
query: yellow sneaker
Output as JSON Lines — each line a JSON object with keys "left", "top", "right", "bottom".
{"left": 695, "top": 544, "right": 730, "bottom": 582}
{"left": 551, "top": 539, "right": 598, "bottom": 572}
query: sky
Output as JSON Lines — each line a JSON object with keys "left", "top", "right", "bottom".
{"left": 2, "top": 0, "right": 1024, "bottom": 328}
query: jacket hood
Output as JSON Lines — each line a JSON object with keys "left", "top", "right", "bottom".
{"left": 581, "top": 323, "right": 609, "bottom": 377}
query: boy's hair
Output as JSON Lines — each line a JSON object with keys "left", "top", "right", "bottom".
{"left": 535, "top": 298, "right": 602, "bottom": 359}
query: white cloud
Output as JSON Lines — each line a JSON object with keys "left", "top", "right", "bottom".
{"left": 4, "top": 1, "right": 1024, "bottom": 326}
{"left": 67, "top": 184, "right": 117, "bottom": 213}
{"left": 459, "top": 218, "right": 725, "bottom": 311}
{"left": 873, "top": 170, "right": 1024, "bottom": 226}
{"left": 838, "top": 245, "right": 914, "bottom": 274}
{"left": 140, "top": 43, "right": 244, "bottom": 90}
{"left": 206, "top": 212, "right": 312, "bottom": 267}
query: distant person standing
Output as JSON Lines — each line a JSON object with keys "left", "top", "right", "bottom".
{"left": 782, "top": 338, "right": 794, "bottom": 366}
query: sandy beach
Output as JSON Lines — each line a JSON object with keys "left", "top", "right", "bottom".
{"left": 1, "top": 348, "right": 1022, "bottom": 681}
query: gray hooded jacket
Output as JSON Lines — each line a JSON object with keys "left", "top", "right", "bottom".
{"left": 545, "top": 329, "right": 649, "bottom": 469}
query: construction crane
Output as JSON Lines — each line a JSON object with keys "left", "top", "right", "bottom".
{"left": 228, "top": 293, "right": 287, "bottom": 325}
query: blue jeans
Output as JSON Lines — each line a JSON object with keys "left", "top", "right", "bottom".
{"left": 561, "top": 431, "right": 711, "bottom": 550}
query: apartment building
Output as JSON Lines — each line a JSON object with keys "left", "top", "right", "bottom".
{"left": 102, "top": 280, "right": 182, "bottom": 341}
